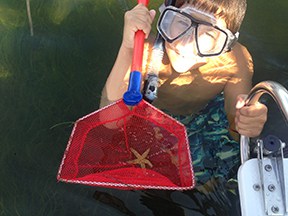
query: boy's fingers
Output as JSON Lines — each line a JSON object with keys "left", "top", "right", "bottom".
{"left": 236, "top": 115, "right": 265, "bottom": 128}
{"left": 235, "top": 94, "right": 248, "bottom": 109}
{"left": 235, "top": 117, "right": 265, "bottom": 137}
{"left": 239, "top": 103, "right": 267, "bottom": 117}
{"left": 236, "top": 127, "right": 261, "bottom": 138}
{"left": 149, "top": 9, "right": 156, "bottom": 20}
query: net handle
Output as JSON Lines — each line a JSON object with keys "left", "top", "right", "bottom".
{"left": 131, "top": 0, "right": 149, "bottom": 72}
{"left": 123, "top": 0, "right": 149, "bottom": 106}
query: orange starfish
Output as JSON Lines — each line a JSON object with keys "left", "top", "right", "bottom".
{"left": 127, "top": 148, "right": 153, "bottom": 169}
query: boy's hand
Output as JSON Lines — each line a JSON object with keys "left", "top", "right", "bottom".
{"left": 122, "top": 3, "right": 156, "bottom": 49}
{"left": 235, "top": 94, "right": 268, "bottom": 137}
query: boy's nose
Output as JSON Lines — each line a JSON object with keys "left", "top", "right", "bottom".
{"left": 173, "top": 28, "right": 198, "bottom": 55}
{"left": 175, "top": 42, "right": 197, "bottom": 56}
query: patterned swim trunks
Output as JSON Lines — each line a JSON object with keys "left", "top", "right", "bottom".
{"left": 167, "top": 93, "right": 240, "bottom": 185}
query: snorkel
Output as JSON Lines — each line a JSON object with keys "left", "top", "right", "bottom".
{"left": 142, "top": 0, "right": 177, "bottom": 103}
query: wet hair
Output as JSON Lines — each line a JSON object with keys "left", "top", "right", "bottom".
{"left": 175, "top": 0, "right": 247, "bottom": 33}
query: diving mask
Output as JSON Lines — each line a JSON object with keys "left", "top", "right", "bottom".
{"left": 157, "top": 5, "right": 239, "bottom": 57}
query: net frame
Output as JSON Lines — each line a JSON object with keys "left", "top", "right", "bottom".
{"left": 57, "top": 100, "right": 195, "bottom": 190}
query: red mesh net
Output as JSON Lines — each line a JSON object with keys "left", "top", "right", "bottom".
{"left": 57, "top": 100, "right": 195, "bottom": 190}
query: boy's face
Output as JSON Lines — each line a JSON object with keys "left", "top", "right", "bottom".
{"left": 159, "top": 4, "right": 229, "bottom": 73}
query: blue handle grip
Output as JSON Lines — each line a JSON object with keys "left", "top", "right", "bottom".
{"left": 123, "top": 71, "right": 143, "bottom": 106}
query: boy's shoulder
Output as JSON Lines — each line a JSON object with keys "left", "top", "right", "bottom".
{"left": 231, "top": 42, "right": 252, "bottom": 60}
{"left": 222, "top": 42, "right": 254, "bottom": 77}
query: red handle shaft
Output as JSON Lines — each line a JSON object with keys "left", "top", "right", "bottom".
{"left": 131, "top": 0, "right": 149, "bottom": 72}
{"left": 138, "top": 0, "right": 149, "bottom": 5}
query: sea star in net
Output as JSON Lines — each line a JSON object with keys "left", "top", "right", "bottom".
{"left": 127, "top": 148, "right": 153, "bottom": 169}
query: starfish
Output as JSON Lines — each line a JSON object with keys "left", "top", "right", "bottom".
{"left": 127, "top": 148, "right": 153, "bottom": 169}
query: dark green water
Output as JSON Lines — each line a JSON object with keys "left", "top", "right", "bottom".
{"left": 0, "top": 0, "right": 287, "bottom": 215}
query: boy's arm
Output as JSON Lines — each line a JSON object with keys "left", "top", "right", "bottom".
{"left": 100, "top": 4, "right": 156, "bottom": 108}
{"left": 224, "top": 43, "right": 267, "bottom": 140}
{"left": 100, "top": 45, "right": 133, "bottom": 108}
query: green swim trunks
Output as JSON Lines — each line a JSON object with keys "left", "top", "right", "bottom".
{"left": 167, "top": 93, "right": 240, "bottom": 185}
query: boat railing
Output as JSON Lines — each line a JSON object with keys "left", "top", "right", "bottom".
{"left": 238, "top": 81, "right": 288, "bottom": 216}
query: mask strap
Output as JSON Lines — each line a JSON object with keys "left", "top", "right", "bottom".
{"left": 159, "top": 3, "right": 166, "bottom": 13}
{"left": 225, "top": 31, "right": 239, "bottom": 52}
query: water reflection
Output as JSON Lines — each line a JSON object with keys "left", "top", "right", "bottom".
{"left": 93, "top": 177, "right": 240, "bottom": 215}
{"left": 0, "top": 0, "right": 287, "bottom": 215}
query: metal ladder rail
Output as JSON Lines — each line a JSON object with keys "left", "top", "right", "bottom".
{"left": 240, "top": 80, "right": 288, "bottom": 164}
{"left": 239, "top": 81, "right": 288, "bottom": 216}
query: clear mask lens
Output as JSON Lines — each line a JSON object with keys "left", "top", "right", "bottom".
{"left": 196, "top": 25, "right": 227, "bottom": 55}
{"left": 159, "top": 10, "right": 192, "bottom": 41}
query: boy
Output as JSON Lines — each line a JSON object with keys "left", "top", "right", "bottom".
{"left": 100, "top": 0, "right": 267, "bottom": 183}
